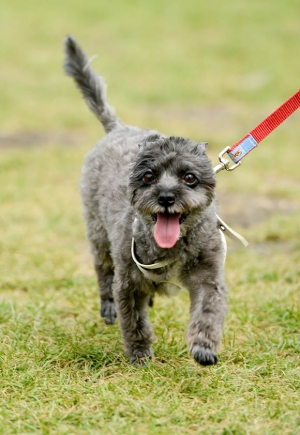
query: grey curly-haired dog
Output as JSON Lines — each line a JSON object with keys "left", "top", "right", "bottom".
{"left": 63, "top": 36, "right": 227, "bottom": 366}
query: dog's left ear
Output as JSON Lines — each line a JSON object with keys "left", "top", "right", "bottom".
{"left": 191, "top": 142, "right": 208, "bottom": 155}
{"left": 138, "top": 134, "right": 162, "bottom": 149}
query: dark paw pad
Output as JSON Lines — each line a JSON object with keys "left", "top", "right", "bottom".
{"left": 148, "top": 294, "right": 155, "bottom": 308}
{"left": 101, "top": 299, "right": 117, "bottom": 325}
{"left": 192, "top": 345, "right": 218, "bottom": 366}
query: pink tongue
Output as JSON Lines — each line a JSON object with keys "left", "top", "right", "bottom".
{"left": 154, "top": 213, "right": 181, "bottom": 248}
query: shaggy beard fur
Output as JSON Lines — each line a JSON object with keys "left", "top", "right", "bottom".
{"left": 64, "top": 35, "right": 227, "bottom": 366}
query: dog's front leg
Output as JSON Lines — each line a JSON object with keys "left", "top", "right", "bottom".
{"left": 187, "top": 276, "right": 227, "bottom": 366}
{"left": 115, "top": 283, "right": 155, "bottom": 364}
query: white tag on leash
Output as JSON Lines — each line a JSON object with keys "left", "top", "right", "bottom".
{"left": 219, "top": 228, "right": 227, "bottom": 265}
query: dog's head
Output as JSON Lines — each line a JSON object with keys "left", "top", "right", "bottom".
{"left": 129, "top": 135, "right": 216, "bottom": 249}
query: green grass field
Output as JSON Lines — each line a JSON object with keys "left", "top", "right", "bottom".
{"left": 1, "top": 0, "right": 300, "bottom": 434}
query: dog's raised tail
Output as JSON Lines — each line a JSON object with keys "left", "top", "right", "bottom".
{"left": 63, "top": 35, "right": 122, "bottom": 133}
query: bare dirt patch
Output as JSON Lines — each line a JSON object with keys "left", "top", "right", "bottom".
{"left": 0, "top": 132, "right": 80, "bottom": 148}
{"left": 218, "top": 192, "right": 298, "bottom": 227}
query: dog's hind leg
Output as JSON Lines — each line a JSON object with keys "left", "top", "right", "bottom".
{"left": 95, "top": 260, "right": 116, "bottom": 325}
{"left": 89, "top": 234, "right": 117, "bottom": 325}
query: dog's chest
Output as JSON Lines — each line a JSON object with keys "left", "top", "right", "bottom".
{"left": 161, "top": 263, "right": 187, "bottom": 297}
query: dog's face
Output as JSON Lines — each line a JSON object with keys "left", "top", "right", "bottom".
{"left": 129, "top": 135, "right": 216, "bottom": 248}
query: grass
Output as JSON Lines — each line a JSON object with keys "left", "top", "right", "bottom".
{"left": 1, "top": 0, "right": 300, "bottom": 434}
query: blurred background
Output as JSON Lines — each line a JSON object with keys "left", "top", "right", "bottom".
{"left": 1, "top": 1, "right": 300, "bottom": 432}
{"left": 0, "top": 0, "right": 299, "bottom": 311}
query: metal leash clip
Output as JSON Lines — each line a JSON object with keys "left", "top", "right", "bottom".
{"left": 213, "top": 146, "right": 241, "bottom": 174}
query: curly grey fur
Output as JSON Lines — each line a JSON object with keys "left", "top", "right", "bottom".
{"left": 63, "top": 35, "right": 122, "bottom": 133}
{"left": 64, "top": 36, "right": 228, "bottom": 366}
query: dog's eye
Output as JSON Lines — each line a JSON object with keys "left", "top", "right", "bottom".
{"left": 143, "top": 171, "right": 155, "bottom": 184}
{"left": 183, "top": 173, "right": 197, "bottom": 186}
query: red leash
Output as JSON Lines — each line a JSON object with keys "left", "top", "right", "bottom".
{"left": 214, "top": 89, "right": 300, "bottom": 173}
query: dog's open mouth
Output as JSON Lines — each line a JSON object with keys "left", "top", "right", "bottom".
{"left": 152, "top": 212, "right": 187, "bottom": 249}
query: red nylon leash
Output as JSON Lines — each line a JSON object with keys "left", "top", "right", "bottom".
{"left": 214, "top": 89, "right": 300, "bottom": 173}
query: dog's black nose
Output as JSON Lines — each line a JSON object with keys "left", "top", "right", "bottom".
{"left": 158, "top": 191, "right": 175, "bottom": 207}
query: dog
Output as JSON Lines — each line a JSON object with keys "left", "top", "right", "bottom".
{"left": 63, "top": 36, "right": 227, "bottom": 366}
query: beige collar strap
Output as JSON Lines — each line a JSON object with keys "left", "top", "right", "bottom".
{"left": 131, "top": 238, "right": 175, "bottom": 281}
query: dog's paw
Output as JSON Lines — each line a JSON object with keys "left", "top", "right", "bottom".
{"left": 101, "top": 299, "right": 117, "bottom": 325}
{"left": 129, "top": 349, "right": 154, "bottom": 366}
{"left": 148, "top": 294, "right": 155, "bottom": 308}
{"left": 191, "top": 345, "right": 218, "bottom": 366}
